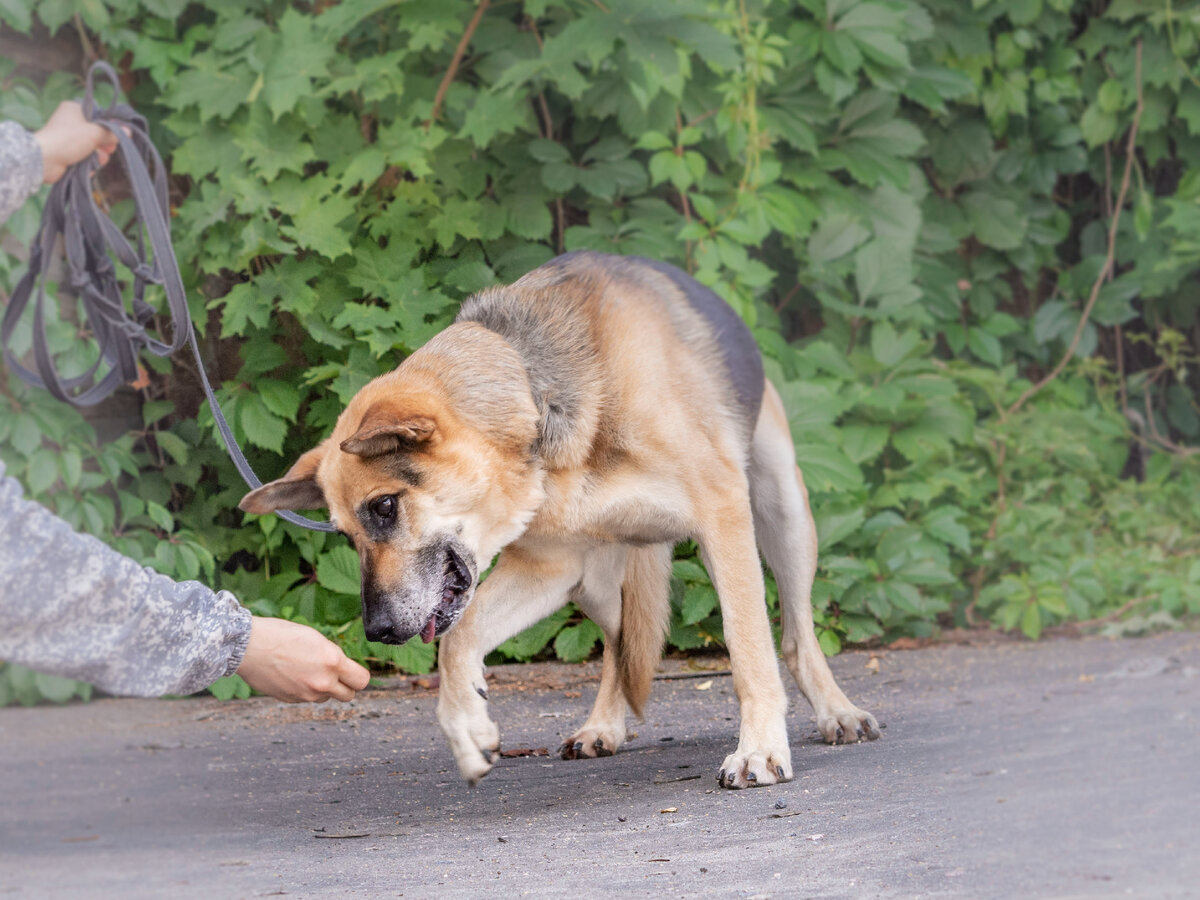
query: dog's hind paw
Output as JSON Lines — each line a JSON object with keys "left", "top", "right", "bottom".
{"left": 560, "top": 727, "right": 622, "bottom": 760}
{"left": 717, "top": 748, "right": 793, "bottom": 790}
{"left": 815, "top": 702, "right": 881, "bottom": 745}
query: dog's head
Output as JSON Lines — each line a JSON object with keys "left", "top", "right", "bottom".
{"left": 239, "top": 334, "right": 543, "bottom": 645}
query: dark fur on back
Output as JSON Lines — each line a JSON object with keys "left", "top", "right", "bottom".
{"left": 626, "top": 256, "right": 764, "bottom": 434}
{"left": 457, "top": 252, "right": 764, "bottom": 462}
{"left": 456, "top": 278, "right": 601, "bottom": 467}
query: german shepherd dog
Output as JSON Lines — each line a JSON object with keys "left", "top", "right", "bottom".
{"left": 241, "top": 251, "right": 879, "bottom": 789}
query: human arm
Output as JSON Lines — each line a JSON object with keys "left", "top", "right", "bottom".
{"left": 0, "top": 101, "right": 120, "bottom": 224}
{"left": 0, "top": 461, "right": 368, "bottom": 700}
{"left": 0, "top": 121, "right": 43, "bottom": 225}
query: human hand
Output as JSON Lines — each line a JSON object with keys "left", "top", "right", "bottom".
{"left": 236, "top": 616, "right": 371, "bottom": 703}
{"left": 33, "top": 100, "right": 121, "bottom": 184}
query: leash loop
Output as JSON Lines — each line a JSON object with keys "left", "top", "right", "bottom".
{"left": 2, "top": 61, "right": 335, "bottom": 532}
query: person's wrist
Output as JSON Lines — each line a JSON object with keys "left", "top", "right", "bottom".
{"left": 31, "top": 128, "right": 65, "bottom": 184}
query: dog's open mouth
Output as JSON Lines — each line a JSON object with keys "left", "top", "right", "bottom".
{"left": 420, "top": 546, "right": 472, "bottom": 643}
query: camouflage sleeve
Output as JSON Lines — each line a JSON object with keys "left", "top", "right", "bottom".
{"left": 0, "top": 121, "right": 43, "bottom": 225}
{"left": 0, "top": 461, "right": 252, "bottom": 696}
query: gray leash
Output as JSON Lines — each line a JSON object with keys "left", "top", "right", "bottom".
{"left": 1, "top": 61, "right": 335, "bottom": 533}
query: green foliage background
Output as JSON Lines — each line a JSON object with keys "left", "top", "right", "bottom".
{"left": 2, "top": 0, "right": 1199, "bottom": 703}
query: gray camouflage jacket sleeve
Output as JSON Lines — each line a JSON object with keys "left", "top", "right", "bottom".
{"left": 0, "top": 121, "right": 43, "bottom": 224}
{"left": 0, "top": 460, "right": 252, "bottom": 696}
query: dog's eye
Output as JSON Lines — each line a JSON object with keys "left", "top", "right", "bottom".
{"left": 370, "top": 495, "right": 397, "bottom": 521}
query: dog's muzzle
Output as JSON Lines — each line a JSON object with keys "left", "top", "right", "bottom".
{"left": 362, "top": 543, "right": 474, "bottom": 645}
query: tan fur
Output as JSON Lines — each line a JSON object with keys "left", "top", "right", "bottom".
{"left": 614, "top": 543, "right": 672, "bottom": 718}
{"left": 240, "top": 251, "right": 879, "bottom": 789}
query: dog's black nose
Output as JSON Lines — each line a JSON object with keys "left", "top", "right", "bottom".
{"left": 364, "top": 621, "right": 391, "bottom": 643}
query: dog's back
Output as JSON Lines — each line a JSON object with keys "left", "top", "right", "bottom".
{"left": 456, "top": 251, "right": 764, "bottom": 470}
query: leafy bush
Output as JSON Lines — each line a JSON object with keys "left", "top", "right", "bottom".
{"left": 1, "top": 0, "right": 1197, "bottom": 703}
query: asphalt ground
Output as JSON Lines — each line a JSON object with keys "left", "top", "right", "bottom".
{"left": 1, "top": 630, "right": 1197, "bottom": 899}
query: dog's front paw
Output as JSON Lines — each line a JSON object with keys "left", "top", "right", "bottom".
{"left": 717, "top": 746, "right": 793, "bottom": 790}
{"left": 560, "top": 725, "right": 623, "bottom": 760}
{"left": 437, "top": 705, "right": 501, "bottom": 785}
{"left": 815, "top": 699, "right": 881, "bottom": 745}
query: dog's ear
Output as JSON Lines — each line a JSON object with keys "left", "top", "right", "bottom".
{"left": 239, "top": 443, "right": 328, "bottom": 514}
{"left": 340, "top": 400, "right": 439, "bottom": 458}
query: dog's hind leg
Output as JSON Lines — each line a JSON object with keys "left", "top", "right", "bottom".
{"left": 750, "top": 380, "right": 880, "bottom": 745}
{"left": 437, "top": 545, "right": 585, "bottom": 784}
{"left": 561, "top": 543, "right": 671, "bottom": 760}
{"left": 696, "top": 474, "right": 793, "bottom": 790}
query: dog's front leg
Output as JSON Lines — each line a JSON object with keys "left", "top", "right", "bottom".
{"left": 698, "top": 494, "right": 793, "bottom": 790}
{"left": 437, "top": 545, "right": 584, "bottom": 784}
{"left": 436, "top": 601, "right": 502, "bottom": 785}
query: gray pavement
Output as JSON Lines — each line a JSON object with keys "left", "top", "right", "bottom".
{"left": 1, "top": 631, "right": 1197, "bottom": 899}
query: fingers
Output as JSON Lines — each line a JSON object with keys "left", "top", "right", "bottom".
{"left": 337, "top": 655, "right": 372, "bottom": 692}
{"left": 327, "top": 681, "right": 357, "bottom": 703}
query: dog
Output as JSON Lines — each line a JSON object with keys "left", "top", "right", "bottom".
{"left": 240, "top": 251, "right": 879, "bottom": 789}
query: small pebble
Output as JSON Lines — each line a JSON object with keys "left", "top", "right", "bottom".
{"left": 774, "top": 799, "right": 787, "bottom": 809}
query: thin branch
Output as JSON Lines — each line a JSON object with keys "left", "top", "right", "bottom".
{"left": 1115, "top": 324, "right": 1128, "bottom": 417}
{"left": 1144, "top": 382, "right": 1199, "bottom": 456}
{"left": 773, "top": 282, "right": 801, "bottom": 314}
{"left": 1007, "top": 42, "right": 1144, "bottom": 418}
{"left": 73, "top": 14, "right": 100, "bottom": 63}
{"left": 426, "top": 0, "right": 491, "bottom": 131}
{"left": 1071, "top": 594, "right": 1155, "bottom": 629}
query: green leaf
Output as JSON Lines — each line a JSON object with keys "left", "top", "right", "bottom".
{"left": 377, "top": 634, "right": 437, "bottom": 674}
{"left": 505, "top": 194, "right": 552, "bottom": 240}
{"left": 870, "top": 322, "right": 921, "bottom": 367}
{"left": 967, "top": 327, "right": 1003, "bottom": 366}
{"left": 259, "top": 381, "right": 302, "bottom": 423}
{"left": 261, "top": 8, "right": 336, "bottom": 119}
{"left": 1020, "top": 602, "right": 1043, "bottom": 640}
{"left": 1080, "top": 103, "right": 1117, "bottom": 147}
{"left": 814, "top": 506, "right": 866, "bottom": 549}
{"left": 499, "top": 606, "right": 573, "bottom": 661}
{"left": 682, "top": 583, "right": 719, "bottom": 625}
{"left": 554, "top": 619, "right": 604, "bottom": 662}
{"left": 26, "top": 451, "right": 58, "bottom": 495}
{"left": 240, "top": 396, "right": 287, "bottom": 455}
{"left": 318, "top": 546, "right": 361, "bottom": 596}
{"left": 961, "top": 191, "right": 1026, "bottom": 250}
{"left": 208, "top": 674, "right": 252, "bottom": 700}
{"left": 808, "top": 213, "right": 870, "bottom": 264}
{"left": 841, "top": 425, "right": 889, "bottom": 464}
{"left": 817, "top": 628, "right": 841, "bottom": 656}
{"left": 145, "top": 501, "right": 175, "bottom": 533}
{"left": 154, "top": 431, "right": 190, "bottom": 466}
{"left": 33, "top": 671, "right": 88, "bottom": 704}
{"left": 794, "top": 443, "right": 863, "bottom": 491}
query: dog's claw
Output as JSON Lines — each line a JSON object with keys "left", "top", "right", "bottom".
{"left": 718, "top": 749, "right": 792, "bottom": 790}
{"left": 561, "top": 729, "right": 622, "bottom": 761}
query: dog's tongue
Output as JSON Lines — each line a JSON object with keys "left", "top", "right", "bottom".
{"left": 420, "top": 615, "right": 438, "bottom": 644}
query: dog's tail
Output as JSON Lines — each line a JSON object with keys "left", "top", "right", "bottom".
{"left": 615, "top": 543, "right": 673, "bottom": 718}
